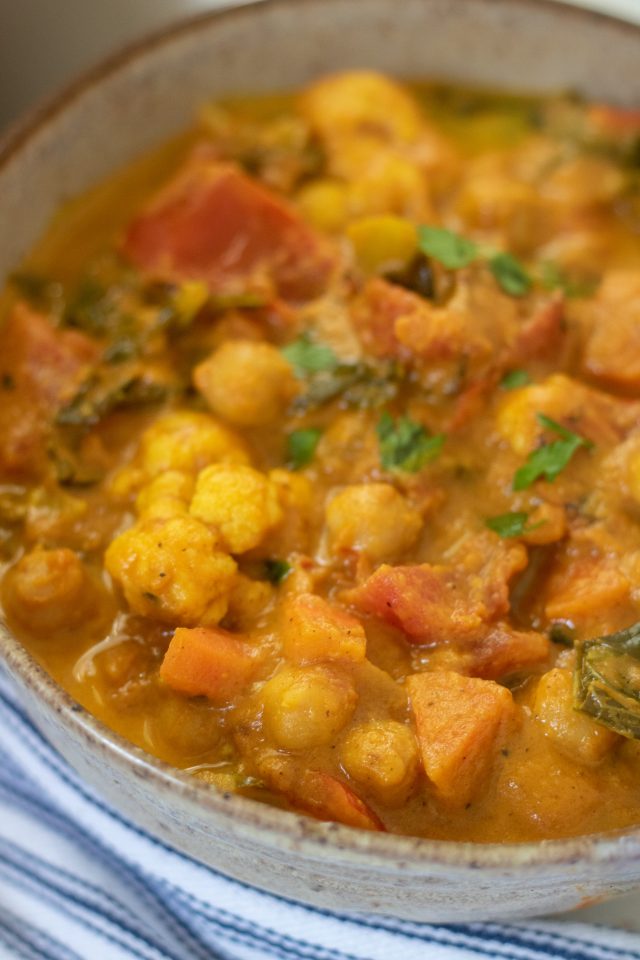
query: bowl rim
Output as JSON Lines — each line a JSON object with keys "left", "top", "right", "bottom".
{"left": 2, "top": 0, "right": 640, "bottom": 876}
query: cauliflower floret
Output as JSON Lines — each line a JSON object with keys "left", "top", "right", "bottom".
{"left": 139, "top": 411, "right": 249, "bottom": 477}
{"left": 136, "top": 471, "right": 195, "bottom": 519}
{"left": 326, "top": 483, "right": 422, "bottom": 562}
{"left": 105, "top": 514, "right": 237, "bottom": 626}
{"left": 193, "top": 340, "right": 298, "bottom": 427}
{"left": 300, "top": 70, "right": 424, "bottom": 146}
{"left": 189, "top": 463, "right": 283, "bottom": 554}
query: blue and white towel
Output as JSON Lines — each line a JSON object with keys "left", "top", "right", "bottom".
{"left": 1, "top": 670, "right": 640, "bottom": 960}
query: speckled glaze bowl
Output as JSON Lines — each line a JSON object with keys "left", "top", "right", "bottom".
{"left": 2, "top": 0, "right": 640, "bottom": 923}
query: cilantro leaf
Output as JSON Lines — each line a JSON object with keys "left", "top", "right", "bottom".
{"left": 485, "top": 510, "right": 544, "bottom": 538}
{"left": 500, "top": 369, "right": 531, "bottom": 390}
{"left": 282, "top": 335, "right": 338, "bottom": 376}
{"left": 417, "top": 226, "right": 479, "bottom": 269}
{"left": 513, "top": 413, "right": 593, "bottom": 490}
{"left": 263, "top": 559, "right": 292, "bottom": 584}
{"left": 377, "top": 412, "right": 445, "bottom": 472}
{"left": 485, "top": 511, "right": 531, "bottom": 538}
{"left": 287, "top": 428, "right": 322, "bottom": 469}
{"left": 489, "top": 252, "right": 532, "bottom": 297}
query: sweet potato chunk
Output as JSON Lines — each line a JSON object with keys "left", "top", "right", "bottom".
{"left": 280, "top": 592, "right": 366, "bottom": 663}
{"left": 407, "top": 671, "right": 516, "bottom": 806}
{"left": 347, "top": 534, "right": 526, "bottom": 644}
{"left": 544, "top": 552, "right": 630, "bottom": 625}
{"left": 350, "top": 277, "right": 464, "bottom": 361}
{"left": 462, "top": 624, "right": 551, "bottom": 680}
{"left": 160, "top": 626, "right": 256, "bottom": 702}
{"left": 258, "top": 753, "right": 384, "bottom": 831}
{"left": 123, "top": 155, "right": 335, "bottom": 301}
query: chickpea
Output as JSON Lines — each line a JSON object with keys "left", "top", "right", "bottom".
{"left": 193, "top": 340, "right": 298, "bottom": 427}
{"left": 296, "top": 179, "right": 348, "bottom": 233}
{"left": 3, "top": 548, "right": 92, "bottom": 634}
{"left": 300, "top": 70, "right": 424, "bottom": 147}
{"left": 533, "top": 667, "right": 620, "bottom": 765}
{"left": 340, "top": 720, "right": 419, "bottom": 805}
{"left": 150, "top": 694, "right": 221, "bottom": 757}
{"left": 326, "top": 483, "right": 422, "bottom": 561}
{"left": 260, "top": 664, "right": 357, "bottom": 750}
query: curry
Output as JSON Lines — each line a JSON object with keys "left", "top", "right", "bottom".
{"left": 2, "top": 71, "right": 640, "bottom": 842}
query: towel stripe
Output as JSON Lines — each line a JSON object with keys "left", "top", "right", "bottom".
{"left": 1, "top": 669, "right": 639, "bottom": 960}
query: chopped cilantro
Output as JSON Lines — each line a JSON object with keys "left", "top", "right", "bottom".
{"left": 263, "top": 559, "right": 292, "bottom": 584}
{"left": 287, "top": 428, "right": 322, "bottom": 469}
{"left": 485, "top": 511, "right": 532, "bottom": 538}
{"left": 417, "top": 225, "right": 478, "bottom": 269}
{"left": 500, "top": 369, "right": 531, "bottom": 390}
{"left": 513, "top": 413, "right": 593, "bottom": 490}
{"left": 415, "top": 225, "right": 532, "bottom": 299}
{"left": 282, "top": 335, "right": 338, "bottom": 376}
{"left": 377, "top": 411, "right": 445, "bottom": 472}
{"left": 489, "top": 252, "right": 532, "bottom": 297}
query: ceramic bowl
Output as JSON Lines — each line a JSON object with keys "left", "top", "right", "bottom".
{"left": 2, "top": 0, "right": 640, "bottom": 923}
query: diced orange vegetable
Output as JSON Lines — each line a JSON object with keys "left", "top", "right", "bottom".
{"left": 123, "top": 152, "right": 335, "bottom": 301}
{"left": 544, "top": 557, "right": 629, "bottom": 624}
{"left": 463, "top": 624, "right": 551, "bottom": 680}
{"left": 347, "top": 563, "right": 484, "bottom": 644}
{"left": 262, "top": 756, "right": 384, "bottom": 831}
{"left": 160, "top": 626, "right": 256, "bottom": 702}
{"left": 280, "top": 592, "right": 366, "bottom": 662}
{"left": 407, "top": 671, "right": 516, "bottom": 807}
{"left": 0, "top": 303, "right": 98, "bottom": 478}
{"left": 297, "top": 770, "right": 385, "bottom": 831}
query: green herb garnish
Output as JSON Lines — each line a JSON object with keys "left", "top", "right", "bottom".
{"left": 489, "top": 252, "right": 532, "bottom": 297}
{"left": 263, "top": 559, "right": 292, "bottom": 584}
{"left": 575, "top": 620, "right": 640, "bottom": 738}
{"left": 287, "top": 428, "right": 322, "bottom": 469}
{"left": 417, "top": 226, "right": 479, "bottom": 269}
{"left": 513, "top": 413, "right": 593, "bottom": 490}
{"left": 377, "top": 412, "right": 445, "bottom": 472}
{"left": 416, "top": 225, "right": 532, "bottom": 297}
{"left": 485, "top": 511, "right": 536, "bottom": 538}
{"left": 500, "top": 369, "right": 531, "bottom": 390}
{"left": 282, "top": 335, "right": 338, "bottom": 376}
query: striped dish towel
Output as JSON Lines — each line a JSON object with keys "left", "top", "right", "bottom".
{"left": 1, "top": 672, "right": 640, "bottom": 960}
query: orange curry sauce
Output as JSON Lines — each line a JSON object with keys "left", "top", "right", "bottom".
{"left": 2, "top": 73, "right": 640, "bottom": 842}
